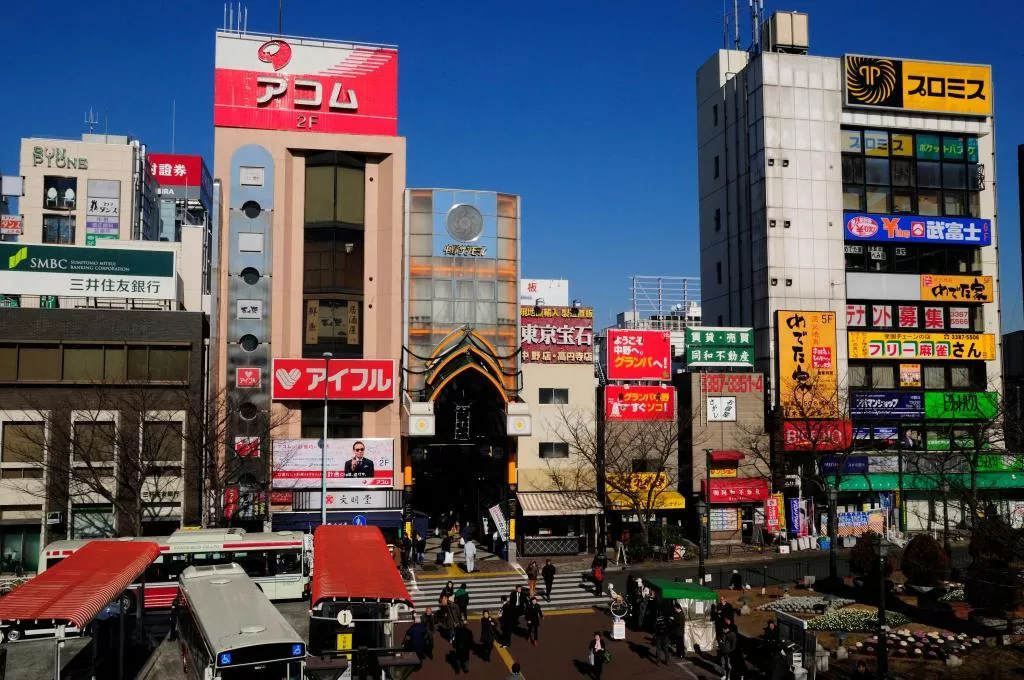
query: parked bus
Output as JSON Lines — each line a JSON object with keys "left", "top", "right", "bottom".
{"left": 40, "top": 528, "right": 309, "bottom": 610}
{"left": 177, "top": 563, "right": 306, "bottom": 680}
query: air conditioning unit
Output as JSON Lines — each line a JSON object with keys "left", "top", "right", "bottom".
{"left": 46, "top": 512, "right": 62, "bottom": 525}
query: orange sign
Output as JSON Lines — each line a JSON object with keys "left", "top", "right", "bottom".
{"left": 775, "top": 311, "right": 839, "bottom": 419}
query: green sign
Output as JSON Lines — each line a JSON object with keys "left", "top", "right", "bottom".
{"left": 925, "top": 431, "right": 990, "bottom": 451}
{"left": 978, "top": 454, "right": 1024, "bottom": 473}
{"left": 916, "top": 134, "right": 940, "bottom": 160}
{"left": 0, "top": 243, "right": 173, "bottom": 277}
{"left": 942, "top": 137, "right": 964, "bottom": 159}
{"left": 967, "top": 138, "right": 979, "bottom": 163}
{"left": 85, "top": 234, "right": 119, "bottom": 247}
{"left": 924, "top": 391, "right": 998, "bottom": 420}
{"left": 684, "top": 327, "right": 754, "bottom": 368}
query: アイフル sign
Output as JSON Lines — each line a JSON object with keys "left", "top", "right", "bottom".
{"left": 684, "top": 327, "right": 754, "bottom": 368}
{"left": 606, "top": 329, "right": 671, "bottom": 381}
{"left": 844, "top": 212, "right": 991, "bottom": 246}
{"left": 271, "top": 358, "right": 395, "bottom": 401}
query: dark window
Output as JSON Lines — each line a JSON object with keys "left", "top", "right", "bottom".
{"left": 539, "top": 443, "right": 569, "bottom": 459}
{"left": 41, "top": 215, "right": 75, "bottom": 244}
{"left": 631, "top": 459, "right": 658, "bottom": 473}
{"left": 73, "top": 422, "right": 116, "bottom": 464}
{"left": 232, "top": 550, "right": 269, "bottom": 578}
{"left": 866, "top": 245, "right": 890, "bottom": 272}
{"left": 127, "top": 347, "right": 148, "bottom": 380}
{"left": 865, "top": 158, "right": 889, "bottom": 185}
{"left": 43, "top": 176, "right": 78, "bottom": 210}
{"left": 63, "top": 347, "right": 104, "bottom": 381}
{"left": 713, "top": 104, "right": 718, "bottom": 126}
{"left": 105, "top": 347, "right": 126, "bottom": 381}
{"left": 19, "top": 346, "right": 60, "bottom": 381}
{"left": 149, "top": 347, "right": 190, "bottom": 381}
{"left": 300, "top": 402, "right": 361, "bottom": 439}
{"left": 716, "top": 262, "right": 722, "bottom": 284}
{"left": 539, "top": 388, "right": 569, "bottom": 405}
{"left": 714, "top": 208, "right": 721, "bottom": 232}
{"left": 942, "top": 163, "right": 967, "bottom": 190}
{"left": 917, "top": 161, "right": 941, "bottom": 188}
{"left": 0, "top": 346, "right": 16, "bottom": 381}
{"left": 891, "top": 159, "right": 915, "bottom": 187}
{"left": 844, "top": 244, "right": 865, "bottom": 271}
{"left": 893, "top": 246, "right": 916, "bottom": 273}
{"left": 842, "top": 156, "right": 865, "bottom": 184}
{"left": 714, "top": 156, "right": 720, "bottom": 179}
{"left": 143, "top": 422, "right": 183, "bottom": 463}
{"left": 2, "top": 423, "right": 44, "bottom": 464}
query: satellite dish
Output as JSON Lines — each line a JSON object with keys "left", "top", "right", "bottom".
{"left": 337, "top": 609, "right": 353, "bottom": 627}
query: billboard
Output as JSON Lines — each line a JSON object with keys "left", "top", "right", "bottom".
{"left": 0, "top": 243, "right": 175, "bottom": 300}
{"left": 844, "top": 213, "right": 991, "bottom": 246}
{"left": 270, "top": 358, "right": 395, "bottom": 400}
{"left": 850, "top": 392, "right": 924, "bottom": 420}
{"left": 684, "top": 327, "right": 754, "bottom": 368}
{"left": 920, "top": 274, "right": 993, "bottom": 303}
{"left": 844, "top": 55, "right": 992, "bottom": 116}
{"left": 520, "top": 279, "right": 569, "bottom": 307}
{"left": 782, "top": 420, "right": 853, "bottom": 452}
{"left": 147, "top": 153, "right": 213, "bottom": 206}
{"left": 775, "top": 310, "right": 838, "bottom": 419}
{"left": 605, "top": 385, "right": 674, "bottom": 421}
{"left": 272, "top": 438, "right": 394, "bottom": 489}
{"left": 0, "top": 215, "right": 22, "bottom": 235}
{"left": 520, "top": 306, "right": 593, "bottom": 364}
{"left": 606, "top": 329, "right": 671, "bottom": 381}
{"left": 924, "top": 391, "right": 998, "bottom": 420}
{"left": 214, "top": 33, "right": 398, "bottom": 136}
{"left": 848, "top": 331, "right": 996, "bottom": 361}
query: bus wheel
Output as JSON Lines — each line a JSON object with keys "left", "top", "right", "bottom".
{"left": 6, "top": 628, "right": 22, "bottom": 642}
{"left": 119, "top": 591, "right": 137, "bottom": 615}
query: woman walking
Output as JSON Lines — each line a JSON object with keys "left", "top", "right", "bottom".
{"left": 588, "top": 631, "right": 606, "bottom": 680}
{"left": 526, "top": 560, "right": 539, "bottom": 597}
{"left": 479, "top": 609, "right": 497, "bottom": 661}
{"left": 525, "top": 596, "right": 543, "bottom": 646}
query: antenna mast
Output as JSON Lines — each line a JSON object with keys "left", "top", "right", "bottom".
{"left": 84, "top": 108, "right": 99, "bottom": 134}
{"left": 734, "top": 0, "right": 740, "bottom": 49}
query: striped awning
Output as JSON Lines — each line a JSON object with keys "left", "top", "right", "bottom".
{"left": 517, "top": 492, "right": 603, "bottom": 517}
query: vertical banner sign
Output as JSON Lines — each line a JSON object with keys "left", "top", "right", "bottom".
{"left": 764, "top": 495, "right": 781, "bottom": 531}
{"left": 606, "top": 329, "right": 671, "bottom": 381}
{"left": 775, "top": 311, "right": 839, "bottom": 419}
{"left": 788, "top": 497, "right": 803, "bottom": 538}
{"left": 488, "top": 504, "right": 508, "bottom": 542}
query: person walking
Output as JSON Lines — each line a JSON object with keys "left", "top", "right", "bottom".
{"left": 727, "top": 621, "right": 746, "bottom": 680}
{"left": 464, "top": 538, "right": 477, "bottom": 573}
{"left": 453, "top": 620, "right": 473, "bottom": 674}
{"left": 454, "top": 583, "right": 470, "bottom": 622}
{"left": 541, "top": 559, "right": 557, "bottom": 601}
{"left": 479, "top": 609, "right": 497, "bottom": 661}
{"left": 506, "top": 661, "right": 525, "bottom": 680}
{"left": 526, "top": 560, "right": 539, "bottom": 597}
{"left": 414, "top": 531, "right": 426, "bottom": 566}
{"left": 499, "top": 596, "right": 516, "bottom": 649}
{"left": 671, "top": 602, "right": 686, "bottom": 658}
{"left": 592, "top": 562, "right": 604, "bottom": 598}
{"left": 588, "top": 631, "right": 606, "bottom": 680}
{"left": 508, "top": 584, "right": 528, "bottom": 622}
{"left": 653, "top": 607, "right": 670, "bottom": 665}
{"left": 525, "top": 596, "right": 543, "bottom": 646}
{"left": 423, "top": 606, "right": 436, "bottom": 659}
{"left": 720, "top": 618, "right": 738, "bottom": 679}
{"left": 406, "top": 615, "right": 429, "bottom": 664}
{"left": 440, "top": 580, "right": 456, "bottom": 602}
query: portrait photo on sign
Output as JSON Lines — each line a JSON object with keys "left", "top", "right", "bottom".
{"left": 271, "top": 438, "right": 395, "bottom": 489}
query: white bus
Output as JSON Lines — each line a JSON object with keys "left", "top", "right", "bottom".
{"left": 40, "top": 528, "right": 310, "bottom": 610}
{"left": 178, "top": 563, "right": 306, "bottom": 680}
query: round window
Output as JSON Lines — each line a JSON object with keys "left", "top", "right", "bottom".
{"left": 238, "top": 403, "right": 259, "bottom": 421}
{"left": 239, "top": 334, "right": 259, "bottom": 352}
{"left": 241, "top": 200, "right": 262, "bottom": 219}
{"left": 240, "top": 267, "right": 261, "bottom": 285}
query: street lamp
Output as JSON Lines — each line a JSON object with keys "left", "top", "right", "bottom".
{"left": 703, "top": 447, "right": 713, "bottom": 579}
{"left": 320, "top": 351, "right": 333, "bottom": 528}
{"left": 697, "top": 499, "right": 707, "bottom": 582}
{"left": 939, "top": 479, "right": 951, "bottom": 558}
{"left": 874, "top": 534, "right": 889, "bottom": 678}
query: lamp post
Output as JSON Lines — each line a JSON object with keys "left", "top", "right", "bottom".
{"left": 697, "top": 499, "right": 707, "bottom": 582}
{"left": 703, "top": 448, "right": 713, "bottom": 577}
{"left": 320, "top": 352, "right": 332, "bottom": 528}
{"left": 875, "top": 534, "right": 888, "bottom": 678}
{"left": 940, "top": 479, "right": 951, "bottom": 558}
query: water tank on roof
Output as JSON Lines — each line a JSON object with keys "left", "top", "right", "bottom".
{"left": 762, "top": 11, "right": 809, "bottom": 54}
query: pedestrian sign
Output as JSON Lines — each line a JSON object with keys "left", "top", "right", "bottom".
{"left": 352, "top": 515, "right": 367, "bottom": 526}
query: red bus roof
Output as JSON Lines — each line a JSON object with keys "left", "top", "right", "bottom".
{"left": 312, "top": 525, "right": 412, "bottom": 607}
{"left": 0, "top": 540, "right": 160, "bottom": 628}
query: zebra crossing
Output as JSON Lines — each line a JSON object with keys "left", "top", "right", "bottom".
{"left": 407, "top": 572, "right": 610, "bottom": 613}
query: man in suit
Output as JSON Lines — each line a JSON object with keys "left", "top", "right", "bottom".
{"left": 343, "top": 441, "right": 375, "bottom": 478}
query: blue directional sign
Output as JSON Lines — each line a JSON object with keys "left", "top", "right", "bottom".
{"left": 352, "top": 515, "right": 367, "bottom": 526}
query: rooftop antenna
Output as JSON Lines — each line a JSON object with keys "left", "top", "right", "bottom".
{"left": 171, "top": 100, "right": 176, "bottom": 154}
{"left": 721, "top": 0, "right": 727, "bottom": 49}
{"left": 734, "top": 0, "right": 740, "bottom": 49}
{"left": 243, "top": 4, "right": 248, "bottom": 34}
{"left": 84, "top": 108, "right": 99, "bottom": 134}
{"left": 228, "top": 2, "right": 233, "bottom": 31}
{"left": 278, "top": 0, "right": 283, "bottom": 35}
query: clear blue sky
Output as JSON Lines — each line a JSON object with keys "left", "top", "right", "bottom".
{"left": 2, "top": 0, "right": 1021, "bottom": 330}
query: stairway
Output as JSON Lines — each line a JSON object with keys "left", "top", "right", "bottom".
{"left": 408, "top": 572, "right": 610, "bottom": 614}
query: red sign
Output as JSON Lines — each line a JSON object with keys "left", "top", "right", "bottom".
{"left": 269, "top": 490, "right": 294, "bottom": 505}
{"left": 520, "top": 307, "right": 593, "bottom": 364}
{"left": 606, "top": 329, "right": 671, "bottom": 381}
{"left": 234, "top": 436, "right": 260, "bottom": 458}
{"left": 214, "top": 34, "right": 398, "bottom": 136}
{"left": 764, "top": 495, "right": 782, "bottom": 530}
{"left": 782, "top": 420, "right": 853, "bottom": 452}
{"left": 223, "top": 486, "right": 239, "bottom": 519}
{"left": 702, "top": 478, "right": 770, "bottom": 503}
{"left": 605, "top": 385, "right": 675, "bottom": 421}
{"left": 0, "top": 215, "right": 22, "bottom": 236}
{"left": 271, "top": 358, "right": 395, "bottom": 401}
{"left": 147, "top": 154, "right": 208, "bottom": 187}
{"left": 236, "top": 367, "right": 261, "bottom": 389}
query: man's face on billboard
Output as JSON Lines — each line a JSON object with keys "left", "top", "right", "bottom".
{"left": 353, "top": 443, "right": 365, "bottom": 460}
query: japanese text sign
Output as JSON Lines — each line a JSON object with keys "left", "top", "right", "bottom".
{"left": 272, "top": 438, "right": 394, "bottom": 489}
{"left": 775, "top": 311, "right": 838, "bottom": 419}
{"left": 606, "top": 329, "right": 671, "bottom": 381}
{"left": 147, "top": 154, "right": 208, "bottom": 187}
{"left": 684, "top": 326, "right": 754, "bottom": 368}
{"left": 764, "top": 494, "right": 784, "bottom": 531}
{"left": 0, "top": 215, "right": 22, "bottom": 235}
{"left": 270, "top": 358, "right": 395, "bottom": 400}
{"left": 605, "top": 385, "right": 675, "bottom": 421}
{"left": 848, "top": 331, "right": 995, "bottom": 361}
{"left": 924, "top": 391, "right": 998, "bottom": 420}
{"left": 844, "top": 55, "right": 992, "bottom": 116}
{"left": 845, "top": 212, "right": 991, "bottom": 246}
{"left": 819, "top": 456, "right": 869, "bottom": 476}
{"left": 608, "top": 472, "right": 669, "bottom": 493}
{"left": 0, "top": 243, "right": 175, "bottom": 300}
{"left": 850, "top": 392, "right": 924, "bottom": 420}
{"left": 703, "top": 478, "right": 770, "bottom": 504}
{"left": 215, "top": 33, "right": 398, "bottom": 136}
{"left": 782, "top": 420, "right": 853, "bottom": 452}
{"left": 706, "top": 396, "right": 737, "bottom": 422}
{"left": 920, "top": 274, "right": 993, "bottom": 303}
{"left": 521, "top": 307, "right": 593, "bottom": 364}
{"left": 699, "top": 373, "right": 764, "bottom": 394}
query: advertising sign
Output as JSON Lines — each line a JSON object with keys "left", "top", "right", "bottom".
{"left": 214, "top": 33, "right": 398, "bottom": 136}
{"left": 519, "top": 279, "right": 569, "bottom": 307}
{"left": 782, "top": 420, "right": 853, "bottom": 452}
{"left": 606, "top": 329, "right": 671, "bottom": 381}
{"left": 0, "top": 243, "right": 175, "bottom": 300}
{"left": 844, "top": 213, "right": 991, "bottom": 246}
{"left": 848, "top": 331, "right": 996, "bottom": 361}
{"left": 835, "top": 510, "right": 886, "bottom": 538}
{"left": 296, "top": 490, "right": 391, "bottom": 510}
{"left": 844, "top": 55, "right": 992, "bottom": 116}
{"left": 605, "top": 385, "right": 674, "bottom": 421}
{"left": 820, "top": 456, "right": 869, "bottom": 475}
{"left": 706, "top": 479, "right": 770, "bottom": 503}
{"left": 270, "top": 358, "right": 395, "bottom": 401}
{"left": 147, "top": 153, "right": 213, "bottom": 206}
{"left": 520, "top": 306, "right": 593, "bottom": 364}
{"left": 235, "top": 367, "right": 261, "bottom": 389}
{"left": 700, "top": 373, "right": 764, "bottom": 394}
{"left": 900, "top": 363, "right": 921, "bottom": 387}
{"left": 706, "top": 396, "right": 737, "bottom": 422}
{"left": 775, "top": 311, "right": 839, "bottom": 419}
{"left": 271, "top": 438, "right": 394, "bottom": 489}
{"left": 788, "top": 498, "right": 804, "bottom": 537}
{"left": 850, "top": 391, "right": 924, "bottom": 419}
{"left": 920, "top": 274, "right": 993, "bottom": 303}
{"left": 86, "top": 197, "right": 119, "bottom": 217}
{"left": 765, "top": 494, "right": 784, "bottom": 532}
{"left": 85, "top": 218, "right": 119, "bottom": 236}
{"left": 684, "top": 327, "right": 754, "bottom": 368}
{"left": 0, "top": 215, "right": 22, "bottom": 235}
{"left": 924, "top": 391, "right": 998, "bottom": 420}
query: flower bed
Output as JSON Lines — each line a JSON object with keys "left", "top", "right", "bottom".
{"left": 939, "top": 587, "right": 965, "bottom": 602}
{"left": 807, "top": 607, "right": 910, "bottom": 632}
{"left": 852, "top": 630, "right": 982, "bottom": 660}
{"left": 757, "top": 595, "right": 855, "bottom": 614}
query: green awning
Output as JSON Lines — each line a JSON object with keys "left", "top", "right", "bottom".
{"left": 838, "top": 473, "right": 1024, "bottom": 492}
{"left": 643, "top": 578, "right": 718, "bottom": 602}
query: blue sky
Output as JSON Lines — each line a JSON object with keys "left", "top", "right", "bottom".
{"left": 2, "top": 0, "right": 1021, "bottom": 330}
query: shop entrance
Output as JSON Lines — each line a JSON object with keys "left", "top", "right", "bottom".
{"left": 412, "top": 370, "right": 509, "bottom": 540}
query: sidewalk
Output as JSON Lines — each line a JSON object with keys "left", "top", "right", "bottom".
{"left": 543, "top": 544, "right": 852, "bottom": 575}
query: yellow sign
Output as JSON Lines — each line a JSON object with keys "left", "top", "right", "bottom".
{"left": 337, "top": 633, "right": 353, "bottom": 651}
{"left": 775, "top": 311, "right": 839, "bottom": 419}
{"left": 848, "top": 332, "right": 996, "bottom": 361}
{"left": 607, "top": 490, "right": 685, "bottom": 511}
{"left": 920, "top": 274, "right": 993, "bottom": 303}
{"left": 710, "top": 467, "right": 737, "bottom": 479}
{"left": 844, "top": 55, "right": 992, "bottom": 116}
{"left": 608, "top": 472, "right": 669, "bottom": 493}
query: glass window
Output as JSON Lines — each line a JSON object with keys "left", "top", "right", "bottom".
{"left": 73, "top": 422, "right": 115, "bottom": 463}
{"left": 944, "top": 191, "right": 966, "bottom": 217}
{"left": 539, "top": 443, "right": 569, "bottom": 459}
{"left": 968, "top": 192, "right": 981, "bottom": 218}
{"left": 843, "top": 185, "right": 865, "bottom": 211}
{"left": 475, "top": 301, "right": 496, "bottom": 324}
{"left": 539, "top": 388, "right": 569, "bottom": 405}
{"left": 232, "top": 550, "right": 269, "bottom": 578}
{"left": 304, "top": 166, "right": 334, "bottom": 223}
{"left": 844, "top": 244, "right": 865, "bottom": 271}
{"left": 917, "top": 190, "right": 940, "bottom": 216}
{"left": 477, "top": 281, "right": 495, "bottom": 300}
{"left": 841, "top": 129, "right": 862, "bottom": 154}
{"left": 919, "top": 248, "right": 945, "bottom": 274}
{"left": 893, "top": 246, "right": 916, "bottom": 273}
{"left": 923, "top": 365, "right": 945, "bottom": 389}
{"left": 2, "top": 423, "right": 44, "bottom": 464}
{"left": 432, "top": 280, "right": 452, "bottom": 299}
{"left": 942, "top": 136, "right": 965, "bottom": 160}
{"left": 916, "top": 134, "right": 941, "bottom": 160}
{"left": 842, "top": 156, "right": 865, "bottom": 184}
{"left": 865, "top": 158, "right": 889, "bottom": 185}
{"left": 892, "top": 189, "right": 914, "bottom": 214}
{"left": 891, "top": 159, "right": 915, "bottom": 187}
{"left": 19, "top": 346, "right": 60, "bottom": 381}
{"left": 143, "top": 421, "right": 183, "bottom": 463}
{"left": 104, "top": 347, "right": 125, "bottom": 381}
{"left": 966, "top": 164, "right": 982, "bottom": 191}
{"left": 951, "top": 365, "right": 972, "bottom": 388}
{"left": 43, "top": 176, "right": 78, "bottom": 209}
{"left": 274, "top": 550, "right": 302, "bottom": 575}
{"left": 866, "top": 187, "right": 889, "bottom": 214}
{"left": 866, "top": 245, "right": 889, "bottom": 272}
{"left": 847, "top": 365, "right": 867, "bottom": 388}
{"left": 917, "top": 162, "right": 941, "bottom": 188}
{"left": 942, "top": 163, "right": 967, "bottom": 189}
{"left": 0, "top": 346, "right": 16, "bottom": 381}
{"left": 127, "top": 347, "right": 148, "bottom": 380}
{"left": 63, "top": 347, "right": 104, "bottom": 381}
{"left": 863, "top": 130, "right": 889, "bottom": 157}
{"left": 149, "top": 347, "right": 190, "bottom": 381}
{"left": 335, "top": 166, "right": 365, "bottom": 225}
{"left": 42, "top": 215, "right": 75, "bottom": 244}
{"left": 871, "top": 365, "right": 895, "bottom": 389}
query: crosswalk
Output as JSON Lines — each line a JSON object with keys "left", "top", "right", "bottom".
{"left": 407, "top": 573, "right": 610, "bottom": 614}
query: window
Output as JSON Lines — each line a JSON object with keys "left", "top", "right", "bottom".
{"left": 148, "top": 347, "right": 190, "bottom": 381}
{"left": 2, "top": 423, "right": 44, "bottom": 464}
{"left": 866, "top": 187, "right": 889, "bottom": 214}
{"left": 713, "top": 104, "right": 718, "bottom": 126}
{"left": 631, "top": 459, "right": 659, "bottom": 473}
{"left": 844, "top": 244, "right": 865, "bottom": 271}
{"left": 19, "top": 346, "right": 60, "bottom": 381}
{"left": 63, "top": 347, "right": 104, "bottom": 381}
{"left": 917, "top": 161, "right": 941, "bottom": 188}
{"left": 143, "top": 422, "right": 183, "bottom": 463}
{"left": 871, "top": 365, "right": 895, "bottom": 389}
{"left": 842, "top": 156, "right": 865, "bottom": 184}
{"left": 73, "top": 422, "right": 115, "bottom": 464}
{"left": 105, "top": 347, "right": 126, "bottom": 381}
{"left": 42, "top": 215, "right": 75, "bottom": 244}
{"left": 0, "top": 346, "right": 16, "bottom": 381}
{"left": 539, "top": 388, "right": 569, "bottom": 405}
{"left": 713, "top": 156, "right": 720, "bottom": 179}
{"left": 847, "top": 365, "right": 867, "bottom": 388}
{"left": 891, "top": 159, "right": 915, "bottom": 187}
{"left": 893, "top": 246, "right": 916, "bottom": 273}
{"left": 892, "top": 189, "right": 914, "bottom": 214}
{"left": 538, "top": 442, "right": 569, "bottom": 459}
{"left": 716, "top": 262, "right": 722, "bottom": 284}
{"left": 43, "top": 176, "right": 78, "bottom": 209}
{"left": 951, "top": 365, "right": 972, "bottom": 388}
{"left": 865, "top": 158, "right": 889, "bottom": 185}
{"left": 714, "top": 208, "right": 721, "bottom": 232}
{"left": 944, "top": 191, "right": 965, "bottom": 217}
{"left": 843, "top": 185, "right": 865, "bottom": 211}
{"left": 231, "top": 550, "right": 269, "bottom": 578}
{"left": 923, "top": 365, "right": 945, "bottom": 389}
{"left": 127, "top": 347, "right": 148, "bottom": 381}
{"left": 917, "top": 190, "right": 940, "bottom": 216}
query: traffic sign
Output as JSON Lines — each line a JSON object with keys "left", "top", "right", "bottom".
{"left": 352, "top": 515, "right": 367, "bottom": 526}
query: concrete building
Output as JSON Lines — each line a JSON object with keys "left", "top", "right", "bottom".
{"left": 696, "top": 11, "right": 1010, "bottom": 530}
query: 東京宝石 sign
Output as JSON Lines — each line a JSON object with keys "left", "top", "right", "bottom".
{"left": 843, "top": 55, "right": 992, "bottom": 117}
{"left": 0, "top": 243, "right": 175, "bottom": 300}
{"left": 684, "top": 327, "right": 754, "bottom": 368}
{"left": 848, "top": 331, "right": 996, "bottom": 361}
{"left": 845, "top": 213, "right": 991, "bottom": 246}
{"left": 521, "top": 306, "right": 593, "bottom": 364}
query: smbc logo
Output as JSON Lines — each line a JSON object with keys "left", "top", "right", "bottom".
{"left": 7, "top": 247, "right": 27, "bottom": 270}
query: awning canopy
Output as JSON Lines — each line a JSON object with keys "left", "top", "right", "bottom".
{"left": 517, "top": 492, "right": 602, "bottom": 517}
{"left": 709, "top": 450, "right": 745, "bottom": 462}
{"left": 702, "top": 478, "right": 770, "bottom": 503}
{"left": 312, "top": 525, "right": 412, "bottom": 608}
{"left": 607, "top": 490, "right": 686, "bottom": 511}
{"left": 0, "top": 540, "right": 160, "bottom": 629}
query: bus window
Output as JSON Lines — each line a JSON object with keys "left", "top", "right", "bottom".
{"left": 275, "top": 550, "right": 301, "bottom": 576}
{"left": 145, "top": 554, "right": 189, "bottom": 582}
{"left": 46, "top": 558, "right": 64, "bottom": 570}
{"left": 191, "top": 552, "right": 229, "bottom": 567}
{"left": 232, "top": 551, "right": 269, "bottom": 578}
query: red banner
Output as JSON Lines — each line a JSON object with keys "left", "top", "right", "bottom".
{"left": 147, "top": 154, "right": 208, "bottom": 187}
{"left": 214, "top": 35, "right": 398, "bottom": 136}
{"left": 271, "top": 358, "right": 395, "bottom": 401}
{"left": 605, "top": 385, "right": 675, "bottom": 421}
{"left": 703, "top": 478, "right": 770, "bottom": 503}
{"left": 782, "top": 420, "right": 853, "bottom": 452}
{"left": 607, "top": 329, "right": 671, "bottom": 381}
{"left": 764, "top": 494, "right": 782, "bottom": 531}
{"left": 520, "top": 307, "right": 593, "bottom": 363}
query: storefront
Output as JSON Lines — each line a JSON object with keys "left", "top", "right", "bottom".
{"left": 0, "top": 523, "right": 40, "bottom": 574}
{"left": 701, "top": 478, "right": 770, "bottom": 545}
{"left": 517, "top": 491, "right": 602, "bottom": 556}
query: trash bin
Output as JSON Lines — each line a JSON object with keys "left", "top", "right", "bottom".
{"left": 818, "top": 537, "right": 831, "bottom": 551}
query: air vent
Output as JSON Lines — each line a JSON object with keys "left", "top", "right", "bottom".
{"left": 241, "top": 624, "right": 267, "bottom": 634}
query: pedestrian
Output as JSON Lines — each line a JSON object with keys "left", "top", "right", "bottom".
{"left": 499, "top": 596, "right": 515, "bottom": 648}
{"left": 506, "top": 661, "right": 525, "bottom": 680}
{"left": 440, "top": 580, "right": 456, "bottom": 602}
{"left": 541, "top": 559, "right": 557, "bottom": 601}
{"left": 588, "top": 631, "right": 606, "bottom": 680}
{"left": 406, "top": 614, "right": 429, "bottom": 663}
{"left": 653, "top": 606, "right": 670, "bottom": 664}
{"left": 525, "top": 596, "right": 543, "bottom": 646}
{"left": 850, "top": 660, "right": 872, "bottom": 680}
{"left": 400, "top": 534, "right": 412, "bottom": 575}
{"left": 720, "top": 618, "right": 738, "bottom": 679}
{"left": 414, "top": 531, "right": 426, "bottom": 566}
{"left": 479, "top": 609, "right": 497, "bottom": 661}
{"left": 453, "top": 620, "right": 473, "bottom": 673}
{"left": 727, "top": 621, "right": 746, "bottom": 680}
{"left": 712, "top": 596, "right": 735, "bottom": 640}
{"left": 508, "top": 584, "right": 527, "bottom": 621}
{"left": 436, "top": 595, "right": 453, "bottom": 641}
{"left": 441, "top": 534, "right": 454, "bottom": 565}
{"left": 592, "top": 562, "right": 604, "bottom": 597}
{"left": 454, "top": 583, "right": 470, "bottom": 621}
{"left": 464, "top": 538, "right": 477, "bottom": 573}
{"left": 729, "top": 569, "right": 743, "bottom": 590}
{"left": 671, "top": 602, "right": 686, "bottom": 658}
{"left": 168, "top": 595, "right": 180, "bottom": 641}
{"left": 526, "top": 560, "right": 539, "bottom": 596}
{"left": 423, "top": 606, "right": 436, "bottom": 659}
{"left": 762, "top": 620, "right": 779, "bottom": 647}
{"left": 444, "top": 596, "right": 461, "bottom": 644}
